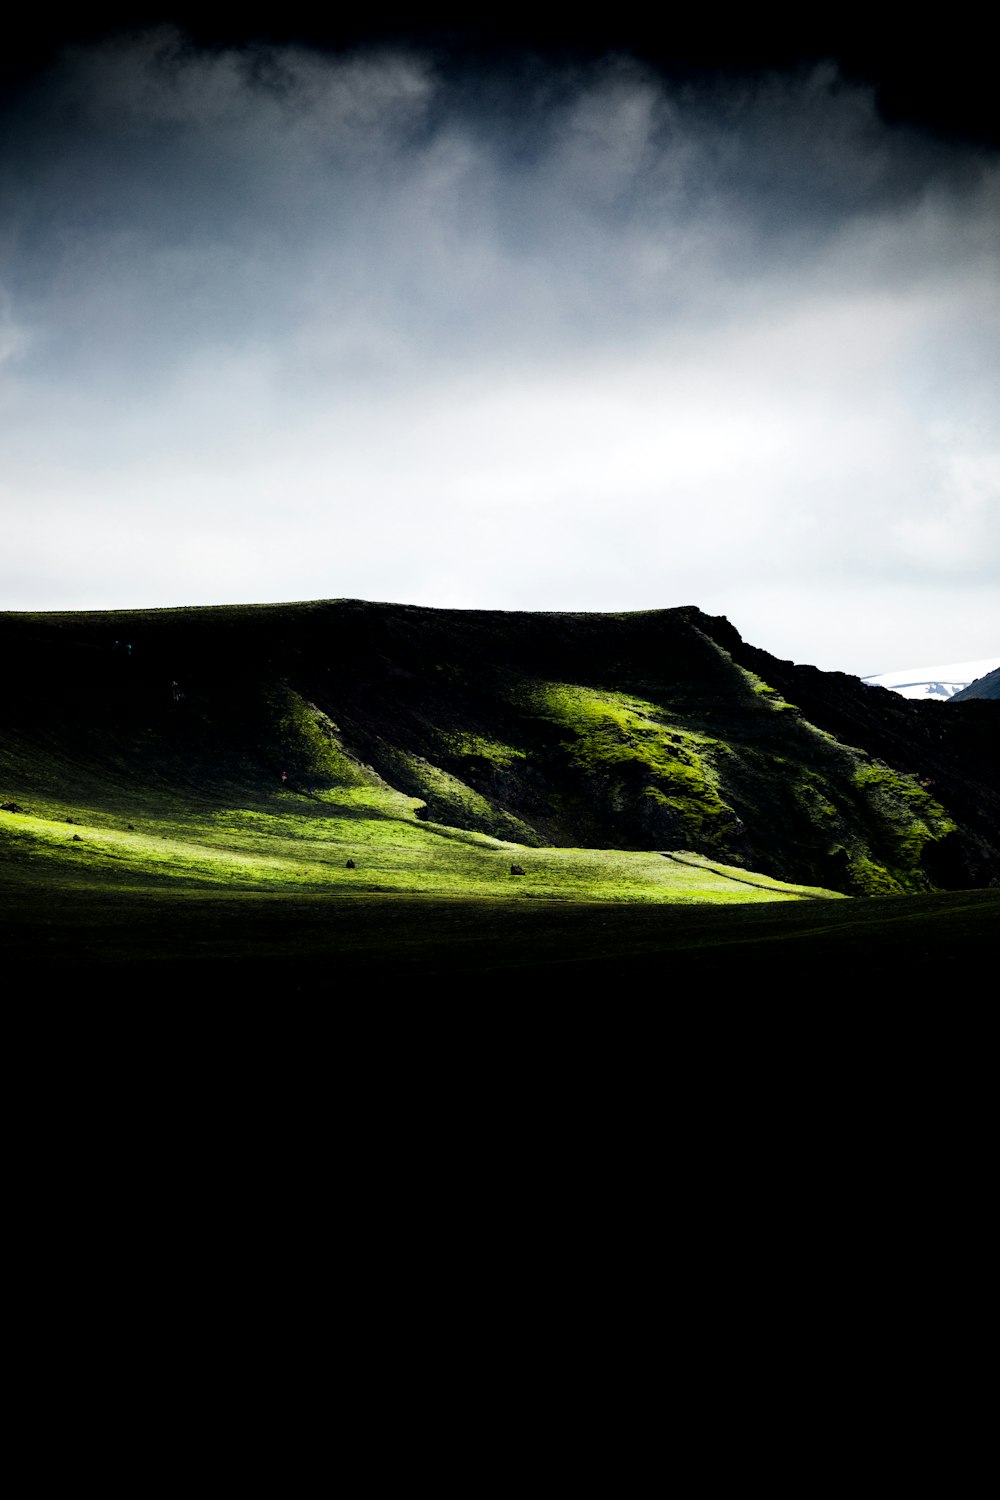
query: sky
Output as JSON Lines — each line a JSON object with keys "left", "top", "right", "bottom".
{"left": 1, "top": 15, "right": 997, "bottom": 673}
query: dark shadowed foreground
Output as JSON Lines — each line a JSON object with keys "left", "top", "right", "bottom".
{"left": 5, "top": 873, "right": 996, "bottom": 997}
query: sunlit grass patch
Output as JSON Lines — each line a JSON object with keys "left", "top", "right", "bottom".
{"left": 523, "top": 680, "right": 737, "bottom": 844}
{"left": 0, "top": 802, "right": 841, "bottom": 903}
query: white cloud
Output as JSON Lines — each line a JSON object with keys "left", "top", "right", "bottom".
{"left": 1, "top": 38, "right": 998, "bottom": 671}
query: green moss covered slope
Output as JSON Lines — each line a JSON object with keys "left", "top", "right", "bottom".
{"left": 1, "top": 599, "right": 995, "bottom": 896}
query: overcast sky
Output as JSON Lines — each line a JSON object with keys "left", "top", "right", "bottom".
{"left": 1, "top": 28, "right": 997, "bottom": 672}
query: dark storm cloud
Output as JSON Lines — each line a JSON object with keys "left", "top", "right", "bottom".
{"left": 5, "top": 39, "right": 986, "bottom": 367}
{"left": 1, "top": 32, "right": 997, "bottom": 669}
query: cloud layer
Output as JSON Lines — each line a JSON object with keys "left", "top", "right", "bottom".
{"left": 2, "top": 33, "right": 998, "bottom": 670}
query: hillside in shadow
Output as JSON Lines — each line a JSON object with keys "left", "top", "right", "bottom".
{"left": 2, "top": 600, "right": 997, "bottom": 895}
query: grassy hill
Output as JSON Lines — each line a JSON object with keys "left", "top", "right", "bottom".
{"left": 4, "top": 599, "right": 997, "bottom": 892}
{"left": 2, "top": 599, "right": 998, "bottom": 983}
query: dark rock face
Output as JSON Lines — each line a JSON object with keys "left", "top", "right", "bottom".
{"left": 952, "top": 667, "right": 1000, "bottom": 703}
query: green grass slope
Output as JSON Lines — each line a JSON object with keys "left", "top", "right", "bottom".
{"left": 0, "top": 763, "right": 834, "bottom": 906}
{"left": 4, "top": 599, "right": 993, "bottom": 897}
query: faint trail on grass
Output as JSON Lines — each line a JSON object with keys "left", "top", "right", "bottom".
{"left": 658, "top": 851, "right": 831, "bottom": 900}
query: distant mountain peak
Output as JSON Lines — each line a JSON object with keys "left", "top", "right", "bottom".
{"left": 862, "top": 659, "right": 1000, "bottom": 701}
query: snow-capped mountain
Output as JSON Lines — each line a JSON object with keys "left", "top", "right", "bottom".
{"left": 862, "top": 659, "right": 1000, "bottom": 701}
